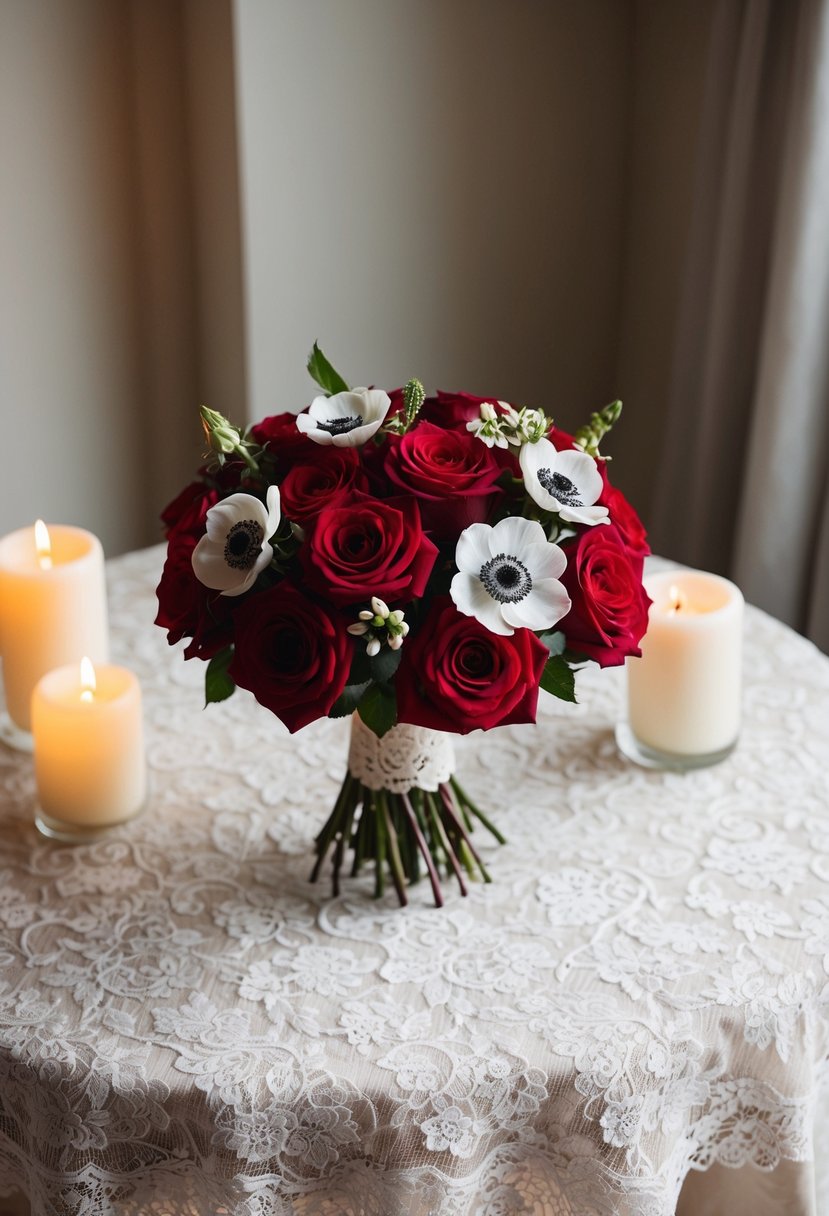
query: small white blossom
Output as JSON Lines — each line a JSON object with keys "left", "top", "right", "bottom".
{"left": 520, "top": 437, "right": 609, "bottom": 526}
{"left": 191, "top": 485, "right": 280, "bottom": 596}
{"left": 467, "top": 401, "right": 551, "bottom": 449}
{"left": 451, "top": 516, "right": 570, "bottom": 636}
{"left": 350, "top": 601, "right": 408, "bottom": 654}
{"left": 297, "top": 388, "right": 391, "bottom": 447}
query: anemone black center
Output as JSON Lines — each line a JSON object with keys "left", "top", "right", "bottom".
{"left": 479, "top": 553, "right": 533, "bottom": 603}
{"left": 318, "top": 414, "right": 363, "bottom": 436}
{"left": 223, "top": 519, "right": 264, "bottom": 570}
{"left": 537, "top": 468, "right": 583, "bottom": 506}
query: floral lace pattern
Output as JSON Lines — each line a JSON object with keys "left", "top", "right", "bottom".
{"left": 347, "top": 713, "right": 455, "bottom": 793}
{"left": 0, "top": 548, "right": 828, "bottom": 1215}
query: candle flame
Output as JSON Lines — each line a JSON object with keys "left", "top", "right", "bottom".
{"left": 79, "top": 656, "right": 96, "bottom": 703}
{"left": 34, "top": 519, "right": 52, "bottom": 570}
{"left": 667, "top": 584, "right": 686, "bottom": 616}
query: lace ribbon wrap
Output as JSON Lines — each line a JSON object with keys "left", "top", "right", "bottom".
{"left": 347, "top": 712, "right": 455, "bottom": 792}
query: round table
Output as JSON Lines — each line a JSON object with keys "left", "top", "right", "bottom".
{"left": 1, "top": 547, "right": 828, "bottom": 1216}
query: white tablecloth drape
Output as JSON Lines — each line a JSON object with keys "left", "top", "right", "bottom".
{"left": 1, "top": 547, "right": 828, "bottom": 1216}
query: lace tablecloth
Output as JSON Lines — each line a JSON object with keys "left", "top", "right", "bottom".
{"left": 1, "top": 546, "right": 829, "bottom": 1216}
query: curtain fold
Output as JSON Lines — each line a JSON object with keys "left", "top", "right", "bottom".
{"left": 651, "top": 0, "right": 829, "bottom": 650}
{"left": 732, "top": 0, "right": 829, "bottom": 651}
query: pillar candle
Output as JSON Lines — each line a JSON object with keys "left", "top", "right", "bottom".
{"left": 0, "top": 523, "right": 109, "bottom": 732}
{"left": 626, "top": 569, "right": 743, "bottom": 760}
{"left": 31, "top": 660, "right": 146, "bottom": 833}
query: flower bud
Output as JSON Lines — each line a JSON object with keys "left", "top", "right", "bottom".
{"left": 370, "top": 596, "right": 389, "bottom": 619}
{"left": 200, "top": 405, "right": 241, "bottom": 455}
{"left": 388, "top": 634, "right": 403, "bottom": 650}
{"left": 366, "top": 637, "right": 381, "bottom": 657}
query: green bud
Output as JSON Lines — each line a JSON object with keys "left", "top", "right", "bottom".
{"left": 574, "top": 400, "right": 623, "bottom": 458}
{"left": 403, "top": 378, "right": 426, "bottom": 426}
{"left": 200, "top": 405, "right": 242, "bottom": 455}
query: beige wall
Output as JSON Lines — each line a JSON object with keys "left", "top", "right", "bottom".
{"left": 233, "top": 0, "right": 632, "bottom": 425}
{"left": 0, "top": 0, "right": 147, "bottom": 557}
{"left": 0, "top": 0, "right": 245, "bottom": 557}
{"left": 0, "top": 0, "right": 714, "bottom": 554}
{"left": 613, "top": 0, "right": 716, "bottom": 517}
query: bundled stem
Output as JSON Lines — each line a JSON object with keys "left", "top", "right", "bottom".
{"left": 311, "top": 773, "right": 501, "bottom": 907}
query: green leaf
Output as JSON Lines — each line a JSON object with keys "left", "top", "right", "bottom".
{"left": 205, "top": 647, "right": 235, "bottom": 706}
{"left": 369, "top": 645, "right": 403, "bottom": 685}
{"left": 539, "top": 654, "right": 577, "bottom": 703}
{"left": 346, "top": 645, "right": 372, "bottom": 686}
{"left": 307, "top": 341, "right": 350, "bottom": 396}
{"left": 537, "top": 629, "right": 566, "bottom": 657}
{"left": 328, "top": 681, "right": 371, "bottom": 719}
{"left": 357, "top": 683, "right": 397, "bottom": 738}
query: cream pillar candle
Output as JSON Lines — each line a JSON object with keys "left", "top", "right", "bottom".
{"left": 0, "top": 523, "right": 109, "bottom": 734}
{"left": 622, "top": 569, "right": 743, "bottom": 767}
{"left": 31, "top": 659, "right": 146, "bottom": 840}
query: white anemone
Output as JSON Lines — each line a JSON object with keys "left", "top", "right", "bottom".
{"left": 296, "top": 388, "right": 391, "bottom": 447}
{"left": 450, "top": 516, "right": 571, "bottom": 637}
{"left": 192, "top": 485, "right": 281, "bottom": 596}
{"left": 520, "top": 438, "right": 609, "bottom": 526}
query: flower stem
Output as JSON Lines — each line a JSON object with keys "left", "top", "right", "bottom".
{"left": 379, "top": 792, "right": 408, "bottom": 906}
{"left": 425, "top": 791, "right": 468, "bottom": 896}
{"left": 449, "top": 776, "right": 507, "bottom": 845}
{"left": 372, "top": 791, "right": 386, "bottom": 899}
{"left": 439, "top": 784, "right": 492, "bottom": 883}
{"left": 401, "top": 791, "right": 444, "bottom": 908}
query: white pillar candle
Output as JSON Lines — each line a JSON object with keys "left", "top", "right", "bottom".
{"left": 626, "top": 569, "right": 743, "bottom": 761}
{"left": 0, "top": 523, "right": 109, "bottom": 732}
{"left": 31, "top": 659, "right": 146, "bottom": 836}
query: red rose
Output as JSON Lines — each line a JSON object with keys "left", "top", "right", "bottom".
{"left": 229, "top": 582, "right": 352, "bottom": 733}
{"left": 548, "top": 424, "right": 578, "bottom": 450}
{"left": 382, "top": 422, "right": 502, "bottom": 540}
{"left": 250, "top": 411, "right": 314, "bottom": 473}
{"left": 559, "top": 525, "right": 650, "bottom": 667}
{"left": 597, "top": 479, "right": 650, "bottom": 559}
{"left": 280, "top": 448, "right": 367, "bottom": 523}
{"left": 302, "top": 493, "right": 438, "bottom": 606}
{"left": 160, "top": 481, "right": 219, "bottom": 540}
{"left": 155, "top": 534, "right": 234, "bottom": 660}
{"left": 420, "top": 390, "right": 496, "bottom": 430}
{"left": 396, "top": 599, "right": 549, "bottom": 734}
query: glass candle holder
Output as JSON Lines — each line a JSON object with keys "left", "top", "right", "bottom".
{"left": 616, "top": 569, "right": 743, "bottom": 771}
{"left": 31, "top": 660, "right": 146, "bottom": 842}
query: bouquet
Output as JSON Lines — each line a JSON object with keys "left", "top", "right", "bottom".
{"left": 156, "top": 345, "right": 650, "bottom": 905}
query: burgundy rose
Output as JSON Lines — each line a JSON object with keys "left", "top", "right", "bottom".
{"left": 548, "top": 423, "right": 578, "bottom": 451}
{"left": 250, "top": 411, "right": 314, "bottom": 473}
{"left": 382, "top": 422, "right": 502, "bottom": 540}
{"left": 302, "top": 493, "right": 438, "bottom": 606}
{"left": 155, "top": 534, "right": 234, "bottom": 660}
{"left": 420, "top": 390, "right": 498, "bottom": 430}
{"left": 229, "top": 582, "right": 352, "bottom": 733}
{"left": 396, "top": 598, "right": 549, "bottom": 734}
{"left": 559, "top": 524, "right": 650, "bottom": 667}
{"left": 160, "top": 481, "right": 219, "bottom": 540}
{"left": 597, "top": 479, "right": 650, "bottom": 559}
{"left": 280, "top": 448, "right": 368, "bottom": 523}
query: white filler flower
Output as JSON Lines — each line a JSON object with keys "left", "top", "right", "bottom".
{"left": 192, "top": 485, "right": 281, "bottom": 596}
{"left": 520, "top": 437, "right": 609, "bottom": 526}
{"left": 296, "top": 388, "right": 391, "bottom": 447}
{"left": 450, "top": 516, "right": 571, "bottom": 636}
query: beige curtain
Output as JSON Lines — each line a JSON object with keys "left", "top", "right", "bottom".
{"left": 651, "top": 0, "right": 829, "bottom": 652}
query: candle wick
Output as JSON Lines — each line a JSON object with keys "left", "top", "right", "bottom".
{"left": 80, "top": 689, "right": 94, "bottom": 703}
{"left": 38, "top": 554, "right": 53, "bottom": 571}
